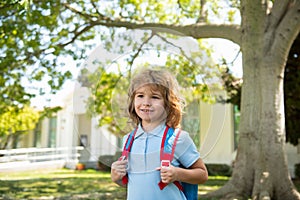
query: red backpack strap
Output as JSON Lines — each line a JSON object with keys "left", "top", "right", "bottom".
{"left": 119, "top": 128, "right": 137, "bottom": 185}
{"left": 158, "top": 126, "right": 182, "bottom": 191}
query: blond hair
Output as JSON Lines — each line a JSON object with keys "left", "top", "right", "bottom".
{"left": 127, "top": 68, "right": 185, "bottom": 128}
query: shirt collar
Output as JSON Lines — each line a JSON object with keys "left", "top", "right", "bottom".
{"left": 134, "top": 122, "right": 166, "bottom": 139}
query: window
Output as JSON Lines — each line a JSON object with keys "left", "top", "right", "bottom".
{"left": 48, "top": 117, "right": 57, "bottom": 147}
{"left": 33, "top": 121, "right": 42, "bottom": 147}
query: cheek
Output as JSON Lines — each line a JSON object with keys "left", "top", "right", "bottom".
{"left": 133, "top": 98, "right": 139, "bottom": 105}
{"left": 154, "top": 101, "right": 166, "bottom": 112}
{"left": 133, "top": 98, "right": 141, "bottom": 109}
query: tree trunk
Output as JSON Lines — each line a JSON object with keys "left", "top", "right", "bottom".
{"left": 202, "top": 44, "right": 300, "bottom": 200}
{"left": 202, "top": 1, "right": 300, "bottom": 199}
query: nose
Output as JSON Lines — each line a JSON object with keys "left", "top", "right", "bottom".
{"left": 142, "top": 102, "right": 151, "bottom": 106}
{"left": 142, "top": 98, "right": 151, "bottom": 106}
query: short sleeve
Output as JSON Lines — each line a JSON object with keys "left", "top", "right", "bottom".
{"left": 174, "top": 130, "right": 200, "bottom": 168}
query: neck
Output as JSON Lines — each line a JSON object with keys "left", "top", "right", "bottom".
{"left": 142, "top": 120, "right": 165, "bottom": 132}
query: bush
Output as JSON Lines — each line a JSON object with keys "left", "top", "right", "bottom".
{"left": 98, "top": 155, "right": 114, "bottom": 171}
{"left": 97, "top": 152, "right": 123, "bottom": 171}
{"left": 206, "top": 164, "right": 232, "bottom": 177}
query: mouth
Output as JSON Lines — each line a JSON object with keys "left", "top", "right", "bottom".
{"left": 140, "top": 108, "right": 154, "bottom": 113}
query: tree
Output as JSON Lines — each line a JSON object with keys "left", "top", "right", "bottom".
{"left": 0, "top": 106, "right": 39, "bottom": 149}
{"left": 1, "top": 0, "right": 300, "bottom": 199}
{"left": 0, "top": 0, "right": 72, "bottom": 113}
{"left": 221, "top": 33, "right": 300, "bottom": 146}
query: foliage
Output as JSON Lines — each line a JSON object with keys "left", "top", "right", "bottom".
{"left": 81, "top": 66, "right": 132, "bottom": 135}
{"left": 0, "top": 105, "right": 39, "bottom": 149}
{"left": 38, "top": 106, "right": 62, "bottom": 119}
{"left": 219, "top": 66, "right": 242, "bottom": 109}
{"left": 0, "top": 0, "right": 75, "bottom": 114}
{"left": 284, "top": 34, "right": 300, "bottom": 146}
{"left": 0, "top": 102, "right": 60, "bottom": 149}
{"left": 206, "top": 164, "right": 232, "bottom": 177}
{"left": 1, "top": 0, "right": 229, "bottom": 136}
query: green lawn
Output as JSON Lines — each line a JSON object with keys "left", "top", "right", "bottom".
{"left": 0, "top": 169, "right": 298, "bottom": 200}
{"left": 0, "top": 169, "right": 126, "bottom": 200}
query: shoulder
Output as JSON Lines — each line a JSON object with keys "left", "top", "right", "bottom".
{"left": 122, "top": 133, "right": 129, "bottom": 141}
{"left": 174, "top": 129, "right": 200, "bottom": 166}
{"left": 176, "top": 129, "right": 193, "bottom": 144}
{"left": 122, "top": 131, "right": 131, "bottom": 140}
{"left": 164, "top": 128, "right": 192, "bottom": 147}
{"left": 121, "top": 129, "right": 135, "bottom": 146}
{"left": 173, "top": 129, "right": 197, "bottom": 153}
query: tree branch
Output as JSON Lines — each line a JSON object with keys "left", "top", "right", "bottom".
{"left": 58, "top": 23, "right": 95, "bottom": 47}
{"left": 271, "top": 0, "right": 300, "bottom": 55}
{"left": 63, "top": 2, "right": 111, "bottom": 21}
{"left": 268, "top": 0, "right": 291, "bottom": 30}
{"left": 92, "top": 20, "right": 241, "bottom": 45}
{"left": 127, "top": 31, "right": 155, "bottom": 66}
{"left": 197, "top": 0, "right": 208, "bottom": 23}
{"left": 63, "top": 2, "right": 241, "bottom": 47}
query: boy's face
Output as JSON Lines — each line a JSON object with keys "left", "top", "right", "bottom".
{"left": 134, "top": 85, "right": 167, "bottom": 126}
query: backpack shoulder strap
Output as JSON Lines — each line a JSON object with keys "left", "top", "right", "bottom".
{"left": 158, "top": 126, "right": 182, "bottom": 191}
{"left": 120, "top": 127, "right": 137, "bottom": 185}
{"left": 160, "top": 126, "right": 181, "bottom": 161}
{"left": 171, "top": 128, "right": 181, "bottom": 159}
{"left": 120, "top": 127, "right": 138, "bottom": 159}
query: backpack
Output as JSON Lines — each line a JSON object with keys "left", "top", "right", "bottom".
{"left": 119, "top": 125, "right": 198, "bottom": 200}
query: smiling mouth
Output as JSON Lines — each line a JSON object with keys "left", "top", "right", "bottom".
{"left": 140, "top": 109, "right": 154, "bottom": 113}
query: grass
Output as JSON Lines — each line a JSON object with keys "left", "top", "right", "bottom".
{"left": 0, "top": 169, "right": 299, "bottom": 200}
{"left": 0, "top": 169, "right": 126, "bottom": 200}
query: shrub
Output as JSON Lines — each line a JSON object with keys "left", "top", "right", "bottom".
{"left": 98, "top": 155, "right": 114, "bottom": 171}
{"left": 206, "top": 164, "right": 232, "bottom": 177}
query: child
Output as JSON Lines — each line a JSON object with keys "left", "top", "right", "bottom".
{"left": 111, "top": 68, "right": 208, "bottom": 200}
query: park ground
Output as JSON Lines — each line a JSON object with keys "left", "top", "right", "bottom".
{"left": 0, "top": 168, "right": 299, "bottom": 200}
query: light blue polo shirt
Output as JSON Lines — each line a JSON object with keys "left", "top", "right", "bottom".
{"left": 122, "top": 123, "right": 200, "bottom": 200}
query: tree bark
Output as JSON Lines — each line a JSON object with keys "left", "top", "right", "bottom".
{"left": 202, "top": 0, "right": 300, "bottom": 199}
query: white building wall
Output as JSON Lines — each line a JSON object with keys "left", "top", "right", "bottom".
{"left": 72, "top": 85, "right": 118, "bottom": 161}
{"left": 56, "top": 110, "right": 64, "bottom": 148}
{"left": 57, "top": 91, "right": 76, "bottom": 148}
{"left": 200, "top": 100, "right": 235, "bottom": 165}
{"left": 90, "top": 120, "right": 118, "bottom": 161}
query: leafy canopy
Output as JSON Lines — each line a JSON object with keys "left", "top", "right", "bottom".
{"left": 1, "top": 0, "right": 237, "bottom": 137}
{"left": 0, "top": 105, "right": 39, "bottom": 149}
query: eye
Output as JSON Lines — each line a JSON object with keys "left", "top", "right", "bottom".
{"left": 136, "top": 94, "right": 144, "bottom": 98}
{"left": 152, "top": 95, "right": 161, "bottom": 99}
